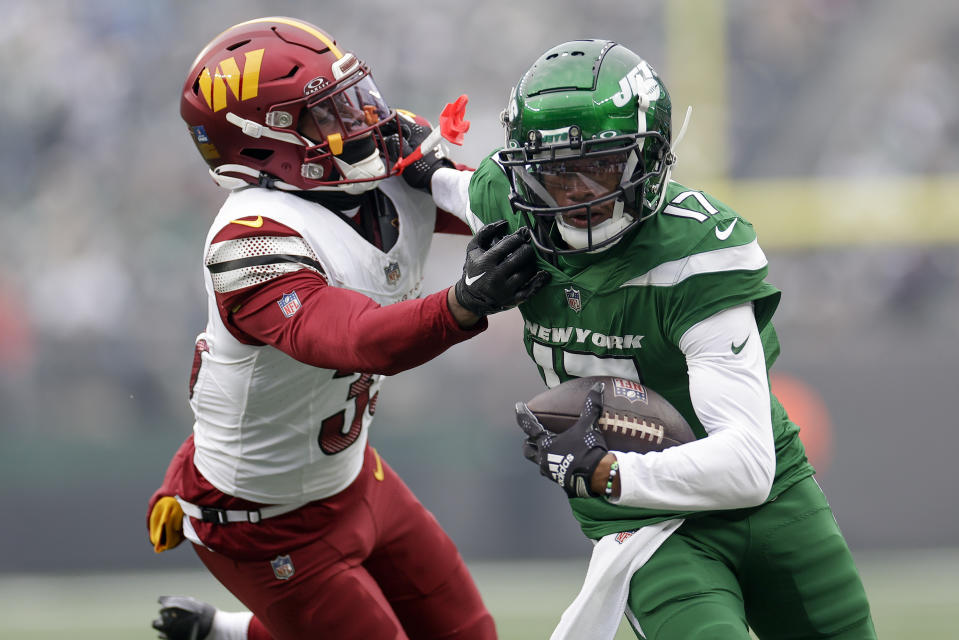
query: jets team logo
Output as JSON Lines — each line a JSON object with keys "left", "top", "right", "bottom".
{"left": 384, "top": 261, "right": 401, "bottom": 285}
{"left": 270, "top": 554, "right": 295, "bottom": 580}
{"left": 612, "top": 378, "right": 648, "bottom": 404}
{"left": 610, "top": 60, "right": 660, "bottom": 109}
{"left": 564, "top": 287, "right": 582, "bottom": 313}
{"left": 536, "top": 127, "right": 571, "bottom": 145}
{"left": 277, "top": 291, "right": 302, "bottom": 318}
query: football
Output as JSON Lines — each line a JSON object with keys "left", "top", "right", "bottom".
{"left": 525, "top": 376, "right": 697, "bottom": 454}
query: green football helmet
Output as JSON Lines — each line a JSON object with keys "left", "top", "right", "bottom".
{"left": 499, "top": 40, "right": 675, "bottom": 255}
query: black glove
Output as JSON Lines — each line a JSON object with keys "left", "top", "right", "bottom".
{"left": 152, "top": 595, "right": 215, "bottom": 640}
{"left": 516, "top": 382, "right": 608, "bottom": 498}
{"left": 454, "top": 220, "right": 550, "bottom": 317}
{"left": 385, "top": 120, "right": 452, "bottom": 192}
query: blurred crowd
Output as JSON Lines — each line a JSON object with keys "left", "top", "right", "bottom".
{"left": 0, "top": 0, "right": 957, "bottom": 568}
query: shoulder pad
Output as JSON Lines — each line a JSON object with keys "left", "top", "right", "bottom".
{"left": 206, "top": 217, "right": 325, "bottom": 294}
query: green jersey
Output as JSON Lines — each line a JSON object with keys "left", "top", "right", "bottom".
{"left": 466, "top": 153, "right": 815, "bottom": 539}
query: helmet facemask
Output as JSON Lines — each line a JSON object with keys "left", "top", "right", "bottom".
{"left": 500, "top": 128, "right": 672, "bottom": 255}
{"left": 280, "top": 60, "right": 399, "bottom": 193}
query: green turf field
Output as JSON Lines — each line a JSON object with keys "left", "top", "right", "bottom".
{"left": 1, "top": 549, "right": 953, "bottom": 639}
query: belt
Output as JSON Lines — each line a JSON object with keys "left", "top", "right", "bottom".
{"left": 175, "top": 496, "right": 308, "bottom": 525}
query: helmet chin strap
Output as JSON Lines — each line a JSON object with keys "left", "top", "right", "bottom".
{"left": 210, "top": 164, "right": 263, "bottom": 190}
{"left": 642, "top": 105, "right": 693, "bottom": 221}
{"left": 332, "top": 149, "right": 386, "bottom": 195}
{"left": 556, "top": 201, "right": 633, "bottom": 252}
{"left": 673, "top": 105, "right": 693, "bottom": 150}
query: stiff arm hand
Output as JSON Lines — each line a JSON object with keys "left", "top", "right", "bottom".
{"left": 450, "top": 220, "right": 549, "bottom": 322}
{"left": 385, "top": 116, "right": 452, "bottom": 192}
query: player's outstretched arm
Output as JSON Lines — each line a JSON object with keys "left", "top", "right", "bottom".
{"left": 449, "top": 219, "right": 550, "bottom": 326}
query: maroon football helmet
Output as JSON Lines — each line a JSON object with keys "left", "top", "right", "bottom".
{"left": 181, "top": 17, "right": 400, "bottom": 193}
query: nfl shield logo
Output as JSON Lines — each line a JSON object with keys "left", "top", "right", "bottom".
{"left": 277, "top": 292, "right": 301, "bottom": 318}
{"left": 565, "top": 287, "right": 582, "bottom": 313}
{"left": 191, "top": 125, "right": 210, "bottom": 143}
{"left": 271, "top": 554, "right": 295, "bottom": 580}
{"left": 612, "top": 378, "right": 648, "bottom": 404}
{"left": 615, "top": 530, "right": 637, "bottom": 544}
{"left": 384, "top": 261, "right": 401, "bottom": 285}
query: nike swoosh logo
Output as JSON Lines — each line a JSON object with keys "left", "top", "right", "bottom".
{"left": 715, "top": 218, "right": 738, "bottom": 241}
{"left": 464, "top": 272, "right": 486, "bottom": 286}
{"left": 230, "top": 215, "right": 264, "bottom": 228}
{"left": 731, "top": 337, "right": 749, "bottom": 354}
{"left": 372, "top": 447, "right": 385, "bottom": 482}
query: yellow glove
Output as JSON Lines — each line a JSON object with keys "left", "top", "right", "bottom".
{"left": 149, "top": 496, "right": 184, "bottom": 553}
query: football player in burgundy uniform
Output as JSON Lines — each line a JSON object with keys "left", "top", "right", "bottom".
{"left": 146, "top": 17, "right": 547, "bottom": 640}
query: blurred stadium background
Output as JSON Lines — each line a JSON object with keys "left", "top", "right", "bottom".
{"left": 0, "top": 0, "right": 956, "bottom": 637}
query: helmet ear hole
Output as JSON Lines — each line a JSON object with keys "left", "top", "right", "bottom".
{"left": 239, "top": 148, "right": 274, "bottom": 162}
{"left": 275, "top": 65, "right": 299, "bottom": 80}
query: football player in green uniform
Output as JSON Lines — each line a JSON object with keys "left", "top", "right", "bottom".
{"left": 430, "top": 40, "right": 876, "bottom": 640}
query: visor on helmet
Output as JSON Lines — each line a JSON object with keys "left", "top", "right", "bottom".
{"left": 529, "top": 152, "right": 630, "bottom": 207}
{"left": 290, "top": 70, "right": 397, "bottom": 192}
{"left": 303, "top": 74, "right": 391, "bottom": 145}
{"left": 500, "top": 131, "right": 672, "bottom": 255}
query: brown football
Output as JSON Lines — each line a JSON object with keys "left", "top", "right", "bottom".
{"left": 525, "top": 376, "right": 697, "bottom": 453}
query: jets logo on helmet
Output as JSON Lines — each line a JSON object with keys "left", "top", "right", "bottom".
{"left": 610, "top": 60, "right": 660, "bottom": 109}
{"left": 497, "top": 40, "right": 679, "bottom": 257}
{"left": 537, "top": 127, "right": 571, "bottom": 145}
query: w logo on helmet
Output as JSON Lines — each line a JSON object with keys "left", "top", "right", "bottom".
{"left": 198, "top": 49, "right": 265, "bottom": 112}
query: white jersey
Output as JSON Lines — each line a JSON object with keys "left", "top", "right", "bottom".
{"left": 190, "top": 178, "right": 436, "bottom": 504}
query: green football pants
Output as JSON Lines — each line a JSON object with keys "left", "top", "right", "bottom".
{"left": 625, "top": 476, "right": 876, "bottom": 639}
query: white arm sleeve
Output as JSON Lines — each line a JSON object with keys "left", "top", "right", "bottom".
{"left": 430, "top": 167, "right": 484, "bottom": 232}
{"left": 611, "top": 303, "right": 776, "bottom": 510}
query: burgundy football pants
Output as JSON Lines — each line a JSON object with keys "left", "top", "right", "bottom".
{"left": 192, "top": 446, "right": 496, "bottom": 639}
